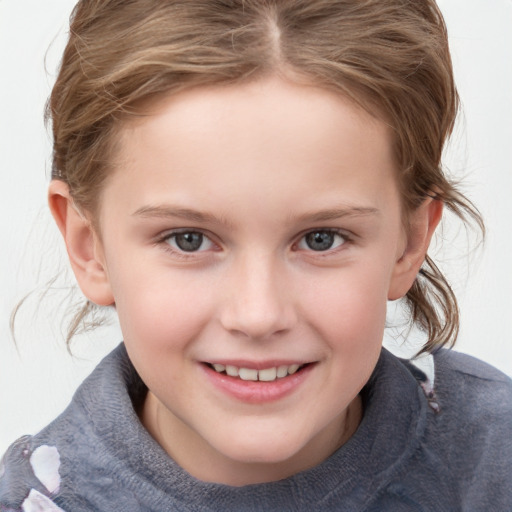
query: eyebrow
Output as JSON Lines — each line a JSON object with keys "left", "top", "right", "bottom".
{"left": 133, "top": 204, "right": 379, "bottom": 226}
{"left": 294, "top": 206, "right": 380, "bottom": 223}
{"left": 132, "top": 205, "right": 234, "bottom": 227}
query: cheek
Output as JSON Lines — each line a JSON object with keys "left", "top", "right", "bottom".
{"left": 110, "top": 267, "right": 218, "bottom": 398}
{"left": 108, "top": 258, "right": 216, "bottom": 353}
{"left": 300, "top": 265, "right": 390, "bottom": 349}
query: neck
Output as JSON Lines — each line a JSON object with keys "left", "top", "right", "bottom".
{"left": 140, "top": 391, "right": 363, "bottom": 486}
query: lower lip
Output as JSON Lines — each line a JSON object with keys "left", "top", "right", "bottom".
{"left": 201, "top": 364, "right": 315, "bottom": 404}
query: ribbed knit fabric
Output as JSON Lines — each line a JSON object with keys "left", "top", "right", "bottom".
{"left": 1, "top": 344, "right": 511, "bottom": 511}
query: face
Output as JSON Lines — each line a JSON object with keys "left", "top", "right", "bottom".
{"left": 90, "top": 77, "right": 412, "bottom": 485}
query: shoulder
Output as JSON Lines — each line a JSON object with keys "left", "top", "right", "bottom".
{"left": 0, "top": 344, "right": 131, "bottom": 511}
{"left": 431, "top": 349, "right": 512, "bottom": 463}
{"left": 0, "top": 436, "right": 66, "bottom": 511}
{"left": 427, "top": 349, "right": 512, "bottom": 444}
{"left": 375, "top": 350, "right": 512, "bottom": 509}
{"left": 429, "top": 349, "right": 512, "bottom": 456}
{"left": 433, "top": 349, "right": 512, "bottom": 417}
{"left": 422, "top": 350, "right": 512, "bottom": 507}
{"left": 434, "top": 348, "right": 511, "bottom": 382}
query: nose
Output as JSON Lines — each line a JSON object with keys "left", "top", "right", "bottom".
{"left": 219, "top": 252, "right": 297, "bottom": 340}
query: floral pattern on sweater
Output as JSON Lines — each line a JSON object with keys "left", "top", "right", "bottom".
{"left": 0, "top": 437, "right": 65, "bottom": 512}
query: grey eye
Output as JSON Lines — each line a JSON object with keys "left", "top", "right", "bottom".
{"left": 299, "top": 231, "right": 345, "bottom": 251}
{"left": 171, "top": 232, "right": 206, "bottom": 252}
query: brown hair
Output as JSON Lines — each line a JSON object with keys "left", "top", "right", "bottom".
{"left": 48, "top": 0, "right": 483, "bottom": 351}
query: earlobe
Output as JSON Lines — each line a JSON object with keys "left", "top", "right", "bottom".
{"left": 48, "top": 180, "right": 115, "bottom": 306}
{"left": 388, "top": 198, "right": 443, "bottom": 300}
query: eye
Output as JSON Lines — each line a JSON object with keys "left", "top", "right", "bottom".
{"left": 165, "top": 231, "right": 214, "bottom": 252}
{"left": 297, "top": 230, "right": 347, "bottom": 252}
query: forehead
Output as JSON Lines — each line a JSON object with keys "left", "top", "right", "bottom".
{"left": 102, "top": 77, "right": 399, "bottom": 226}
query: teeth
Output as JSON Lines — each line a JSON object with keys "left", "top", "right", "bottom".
{"left": 239, "top": 368, "right": 258, "bottom": 381}
{"left": 211, "top": 363, "right": 304, "bottom": 381}
{"left": 287, "top": 364, "right": 300, "bottom": 375}
{"left": 226, "top": 365, "right": 239, "bottom": 377}
{"left": 258, "top": 367, "right": 277, "bottom": 382}
{"left": 276, "top": 365, "right": 289, "bottom": 378}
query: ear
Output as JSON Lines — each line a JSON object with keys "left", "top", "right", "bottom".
{"left": 388, "top": 198, "right": 443, "bottom": 300}
{"left": 48, "top": 180, "right": 115, "bottom": 306}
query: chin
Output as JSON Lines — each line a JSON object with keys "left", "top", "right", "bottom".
{"left": 213, "top": 428, "right": 311, "bottom": 466}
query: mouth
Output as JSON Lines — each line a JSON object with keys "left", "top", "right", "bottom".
{"left": 201, "top": 361, "right": 315, "bottom": 403}
{"left": 204, "top": 362, "right": 311, "bottom": 382}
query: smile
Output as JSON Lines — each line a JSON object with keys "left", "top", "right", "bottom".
{"left": 202, "top": 361, "right": 315, "bottom": 403}
{"left": 208, "top": 363, "right": 304, "bottom": 382}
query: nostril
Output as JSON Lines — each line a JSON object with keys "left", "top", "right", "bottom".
{"left": 219, "top": 305, "right": 297, "bottom": 341}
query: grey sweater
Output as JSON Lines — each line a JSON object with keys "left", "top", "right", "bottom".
{"left": 1, "top": 344, "right": 511, "bottom": 511}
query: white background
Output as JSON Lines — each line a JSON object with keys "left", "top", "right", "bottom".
{"left": 0, "top": 0, "right": 511, "bottom": 455}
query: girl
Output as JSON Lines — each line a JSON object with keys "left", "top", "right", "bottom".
{"left": 1, "top": 0, "right": 511, "bottom": 510}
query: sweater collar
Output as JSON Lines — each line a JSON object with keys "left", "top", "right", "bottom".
{"left": 74, "top": 343, "right": 427, "bottom": 508}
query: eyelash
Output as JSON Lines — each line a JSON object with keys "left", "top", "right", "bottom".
{"left": 156, "top": 228, "right": 353, "bottom": 258}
